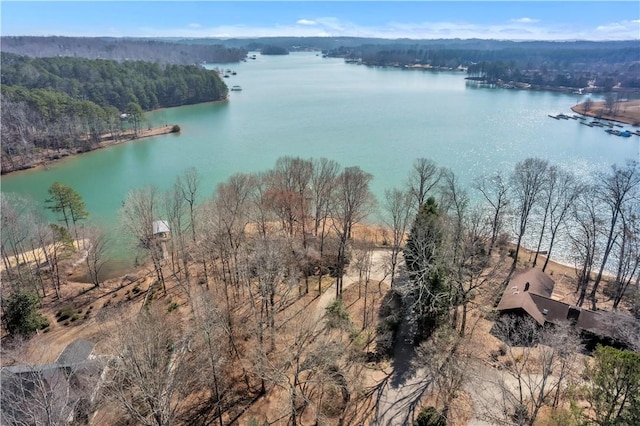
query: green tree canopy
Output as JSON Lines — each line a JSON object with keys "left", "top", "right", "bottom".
{"left": 403, "top": 197, "right": 450, "bottom": 339}
{"left": 46, "top": 182, "right": 88, "bottom": 233}
{"left": 585, "top": 345, "right": 640, "bottom": 426}
{"left": 2, "top": 291, "right": 48, "bottom": 336}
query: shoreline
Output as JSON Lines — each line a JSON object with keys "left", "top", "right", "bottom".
{"left": 571, "top": 99, "right": 640, "bottom": 127}
{"left": 1, "top": 124, "right": 179, "bottom": 176}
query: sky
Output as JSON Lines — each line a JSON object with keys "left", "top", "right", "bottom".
{"left": 1, "top": 1, "right": 639, "bottom": 41}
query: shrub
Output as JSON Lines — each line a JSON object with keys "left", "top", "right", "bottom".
{"left": 167, "top": 302, "right": 179, "bottom": 312}
{"left": 171, "top": 124, "right": 181, "bottom": 133}
{"left": 2, "top": 291, "right": 49, "bottom": 336}
{"left": 56, "top": 306, "right": 76, "bottom": 322}
{"left": 415, "top": 406, "right": 446, "bottom": 426}
{"left": 325, "top": 299, "right": 352, "bottom": 331}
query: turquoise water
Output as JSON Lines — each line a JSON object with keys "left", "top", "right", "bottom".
{"left": 2, "top": 51, "right": 638, "bottom": 233}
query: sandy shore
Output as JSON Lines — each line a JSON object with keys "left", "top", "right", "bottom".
{"left": 572, "top": 99, "right": 640, "bottom": 126}
{"left": 1, "top": 125, "right": 178, "bottom": 175}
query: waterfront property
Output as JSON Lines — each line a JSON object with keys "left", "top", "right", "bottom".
{"left": 496, "top": 269, "right": 635, "bottom": 349}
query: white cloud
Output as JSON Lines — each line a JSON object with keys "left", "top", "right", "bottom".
{"left": 594, "top": 20, "right": 640, "bottom": 39}
{"left": 45, "top": 16, "right": 639, "bottom": 41}
{"left": 296, "top": 19, "right": 317, "bottom": 26}
{"left": 511, "top": 17, "right": 539, "bottom": 24}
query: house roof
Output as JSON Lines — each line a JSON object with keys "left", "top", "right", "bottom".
{"left": 529, "top": 293, "right": 571, "bottom": 324}
{"left": 496, "top": 268, "right": 556, "bottom": 325}
{"left": 56, "top": 339, "right": 95, "bottom": 365}
{"left": 496, "top": 269, "right": 636, "bottom": 344}
{"left": 152, "top": 220, "right": 170, "bottom": 235}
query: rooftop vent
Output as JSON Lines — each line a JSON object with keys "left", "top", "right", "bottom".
{"left": 542, "top": 309, "right": 549, "bottom": 315}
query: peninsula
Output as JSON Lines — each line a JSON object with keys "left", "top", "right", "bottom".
{"left": 1, "top": 124, "right": 180, "bottom": 175}
{"left": 572, "top": 99, "right": 640, "bottom": 127}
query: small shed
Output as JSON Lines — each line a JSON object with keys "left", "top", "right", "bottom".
{"left": 152, "top": 220, "right": 170, "bottom": 239}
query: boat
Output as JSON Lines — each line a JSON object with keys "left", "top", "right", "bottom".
{"left": 230, "top": 85, "right": 242, "bottom": 91}
{"left": 231, "top": 71, "right": 237, "bottom": 75}
{"left": 619, "top": 130, "right": 632, "bottom": 138}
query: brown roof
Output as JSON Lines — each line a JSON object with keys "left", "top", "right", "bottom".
{"left": 529, "top": 294, "right": 571, "bottom": 324}
{"left": 496, "top": 268, "right": 556, "bottom": 325}
{"left": 496, "top": 269, "right": 633, "bottom": 343}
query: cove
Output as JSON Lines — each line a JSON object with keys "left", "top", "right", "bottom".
{"left": 2, "top": 51, "right": 638, "bottom": 233}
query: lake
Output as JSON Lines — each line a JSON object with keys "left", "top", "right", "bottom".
{"left": 2, "top": 52, "right": 638, "bottom": 272}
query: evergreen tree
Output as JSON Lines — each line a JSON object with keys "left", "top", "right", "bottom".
{"left": 404, "top": 197, "right": 450, "bottom": 339}
{"left": 2, "top": 291, "right": 48, "bottom": 336}
{"left": 585, "top": 345, "right": 640, "bottom": 426}
{"left": 45, "top": 182, "right": 88, "bottom": 241}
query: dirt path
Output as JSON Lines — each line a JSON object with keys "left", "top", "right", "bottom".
{"left": 373, "top": 275, "right": 431, "bottom": 426}
{"left": 310, "top": 248, "right": 434, "bottom": 425}
{"left": 313, "top": 249, "right": 389, "bottom": 320}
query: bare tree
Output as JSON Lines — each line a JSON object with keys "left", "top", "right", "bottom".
{"left": 311, "top": 158, "right": 340, "bottom": 293}
{"left": 163, "top": 180, "right": 190, "bottom": 285}
{"left": 83, "top": 225, "right": 110, "bottom": 288}
{"left": 581, "top": 97, "right": 593, "bottom": 115}
{"left": 407, "top": 157, "right": 443, "bottom": 209}
{"left": 261, "top": 309, "right": 349, "bottom": 425}
{"left": 189, "top": 288, "right": 231, "bottom": 426}
{"left": 475, "top": 171, "right": 510, "bottom": 256}
{"left": 541, "top": 168, "right": 583, "bottom": 272}
{"left": 571, "top": 187, "right": 604, "bottom": 307}
{"left": 1, "top": 193, "right": 42, "bottom": 294}
{"left": 490, "top": 317, "right": 583, "bottom": 426}
{"left": 332, "top": 166, "right": 375, "bottom": 298}
{"left": 101, "top": 306, "right": 196, "bottom": 426}
{"left": 509, "top": 158, "right": 549, "bottom": 272}
{"left": 120, "top": 186, "right": 166, "bottom": 293}
{"left": 176, "top": 167, "right": 200, "bottom": 243}
{"left": 612, "top": 202, "right": 640, "bottom": 310}
{"left": 381, "top": 187, "right": 413, "bottom": 287}
{"left": 590, "top": 161, "right": 640, "bottom": 310}
{"left": 450, "top": 207, "right": 504, "bottom": 336}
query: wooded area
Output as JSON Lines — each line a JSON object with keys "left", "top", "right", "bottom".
{"left": 0, "top": 54, "right": 228, "bottom": 173}
{"left": 0, "top": 36, "right": 248, "bottom": 64}
{"left": 325, "top": 40, "right": 640, "bottom": 91}
{"left": 2, "top": 157, "right": 638, "bottom": 425}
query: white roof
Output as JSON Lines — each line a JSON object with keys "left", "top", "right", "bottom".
{"left": 152, "top": 220, "right": 170, "bottom": 234}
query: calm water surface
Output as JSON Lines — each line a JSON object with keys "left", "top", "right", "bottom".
{"left": 2, "top": 52, "right": 638, "bottom": 263}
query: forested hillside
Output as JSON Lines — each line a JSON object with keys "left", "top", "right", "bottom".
{"left": 1, "top": 54, "right": 228, "bottom": 173}
{"left": 0, "top": 36, "right": 247, "bottom": 64}
{"left": 1, "top": 53, "right": 228, "bottom": 110}
{"left": 326, "top": 40, "right": 640, "bottom": 91}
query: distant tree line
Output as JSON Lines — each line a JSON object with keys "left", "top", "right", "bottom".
{"left": 259, "top": 45, "right": 290, "bottom": 55}
{"left": 1, "top": 53, "right": 228, "bottom": 172}
{"left": 325, "top": 41, "right": 640, "bottom": 91}
{"left": 0, "top": 36, "right": 247, "bottom": 65}
{"left": 1, "top": 53, "right": 229, "bottom": 111}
